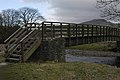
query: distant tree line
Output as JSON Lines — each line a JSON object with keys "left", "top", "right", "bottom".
{"left": 0, "top": 7, "right": 45, "bottom": 26}
{"left": 0, "top": 7, "right": 45, "bottom": 43}
{"left": 0, "top": 26, "right": 19, "bottom": 43}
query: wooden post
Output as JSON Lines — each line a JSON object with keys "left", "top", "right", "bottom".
{"left": 100, "top": 26, "right": 102, "bottom": 42}
{"left": 91, "top": 25, "right": 94, "bottom": 43}
{"left": 82, "top": 25, "right": 84, "bottom": 44}
{"left": 114, "top": 28, "right": 116, "bottom": 41}
{"left": 68, "top": 24, "right": 71, "bottom": 46}
{"left": 105, "top": 26, "right": 108, "bottom": 41}
{"left": 103, "top": 26, "right": 105, "bottom": 41}
{"left": 117, "top": 28, "right": 119, "bottom": 41}
{"left": 60, "top": 23, "right": 62, "bottom": 38}
{"left": 110, "top": 27, "right": 112, "bottom": 41}
{"left": 50, "top": 22, "right": 54, "bottom": 39}
{"left": 53, "top": 24, "right": 55, "bottom": 38}
{"left": 96, "top": 26, "right": 98, "bottom": 42}
{"left": 75, "top": 24, "right": 78, "bottom": 45}
{"left": 73, "top": 25, "right": 75, "bottom": 37}
{"left": 87, "top": 25, "right": 89, "bottom": 44}
{"left": 116, "top": 28, "right": 118, "bottom": 40}
{"left": 112, "top": 28, "right": 114, "bottom": 41}
{"left": 78, "top": 25, "right": 80, "bottom": 37}
{"left": 41, "top": 22, "right": 44, "bottom": 41}
{"left": 77, "top": 25, "right": 80, "bottom": 45}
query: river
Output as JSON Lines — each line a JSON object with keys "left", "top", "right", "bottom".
{"left": 65, "top": 54, "right": 120, "bottom": 67}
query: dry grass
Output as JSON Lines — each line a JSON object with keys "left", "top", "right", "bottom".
{"left": 67, "top": 41, "right": 116, "bottom": 51}
{"left": 0, "top": 62, "right": 120, "bottom": 80}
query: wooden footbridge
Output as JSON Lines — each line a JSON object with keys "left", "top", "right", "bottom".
{"left": 4, "top": 21, "right": 120, "bottom": 62}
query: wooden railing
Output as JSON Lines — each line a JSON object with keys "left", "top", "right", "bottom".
{"left": 41, "top": 21, "right": 120, "bottom": 46}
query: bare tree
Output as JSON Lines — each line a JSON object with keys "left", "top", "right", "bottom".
{"left": 96, "top": 0, "right": 120, "bottom": 21}
{"left": 1, "top": 9, "right": 20, "bottom": 26}
{"left": 18, "top": 7, "right": 45, "bottom": 25}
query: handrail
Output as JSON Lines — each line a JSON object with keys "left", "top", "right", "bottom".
{"left": 20, "top": 30, "right": 36, "bottom": 42}
{"left": 4, "top": 28, "right": 22, "bottom": 43}
{"left": 5, "top": 43, "right": 20, "bottom": 58}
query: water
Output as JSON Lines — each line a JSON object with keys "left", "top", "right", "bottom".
{"left": 65, "top": 54, "right": 120, "bottom": 67}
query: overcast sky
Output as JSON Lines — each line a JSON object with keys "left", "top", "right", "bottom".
{"left": 0, "top": 0, "right": 102, "bottom": 23}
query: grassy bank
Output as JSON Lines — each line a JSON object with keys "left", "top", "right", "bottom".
{"left": 0, "top": 62, "right": 120, "bottom": 80}
{"left": 67, "top": 41, "right": 116, "bottom": 51}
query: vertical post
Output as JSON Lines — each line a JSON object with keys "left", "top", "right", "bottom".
{"left": 114, "top": 28, "right": 116, "bottom": 41}
{"left": 73, "top": 25, "right": 75, "bottom": 37}
{"left": 60, "top": 23, "right": 62, "bottom": 38}
{"left": 116, "top": 28, "right": 118, "bottom": 40}
{"left": 116, "top": 28, "right": 118, "bottom": 41}
{"left": 103, "top": 26, "right": 105, "bottom": 41}
{"left": 87, "top": 25, "right": 89, "bottom": 44}
{"left": 41, "top": 22, "right": 44, "bottom": 41}
{"left": 96, "top": 26, "right": 98, "bottom": 42}
{"left": 117, "top": 28, "right": 119, "bottom": 41}
{"left": 82, "top": 25, "right": 84, "bottom": 44}
{"left": 108, "top": 27, "right": 111, "bottom": 41}
{"left": 53, "top": 24, "right": 55, "bottom": 38}
{"left": 76, "top": 24, "right": 78, "bottom": 45}
{"left": 106, "top": 26, "right": 108, "bottom": 41}
{"left": 91, "top": 25, "right": 94, "bottom": 43}
{"left": 118, "top": 28, "right": 120, "bottom": 41}
{"left": 68, "top": 24, "right": 71, "bottom": 46}
{"left": 113, "top": 28, "right": 115, "bottom": 41}
{"left": 78, "top": 25, "right": 80, "bottom": 37}
{"left": 112, "top": 28, "right": 114, "bottom": 41}
{"left": 50, "top": 22, "right": 53, "bottom": 39}
{"left": 99, "top": 26, "right": 102, "bottom": 42}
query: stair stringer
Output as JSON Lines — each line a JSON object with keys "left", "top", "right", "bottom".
{"left": 22, "top": 38, "right": 42, "bottom": 62}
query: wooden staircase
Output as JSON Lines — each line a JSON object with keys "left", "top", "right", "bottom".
{"left": 4, "top": 23, "right": 42, "bottom": 62}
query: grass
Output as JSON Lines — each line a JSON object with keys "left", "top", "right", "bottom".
{"left": 0, "top": 62, "right": 120, "bottom": 80}
{"left": 67, "top": 41, "right": 116, "bottom": 51}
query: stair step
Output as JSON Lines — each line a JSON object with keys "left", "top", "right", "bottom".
{"left": 11, "top": 54, "right": 21, "bottom": 57}
{"left": 7, "top": 58, "right": 20, "bottom": 61}
{"left": 12, "top": 50, "right": 21, "bottom": 54}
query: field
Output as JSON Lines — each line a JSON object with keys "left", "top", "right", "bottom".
{"left": 0, "top": 41, "right": 120, "bottom": 80}
{"left": 0, "top": 62, "right": 120, "bottom": 80}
